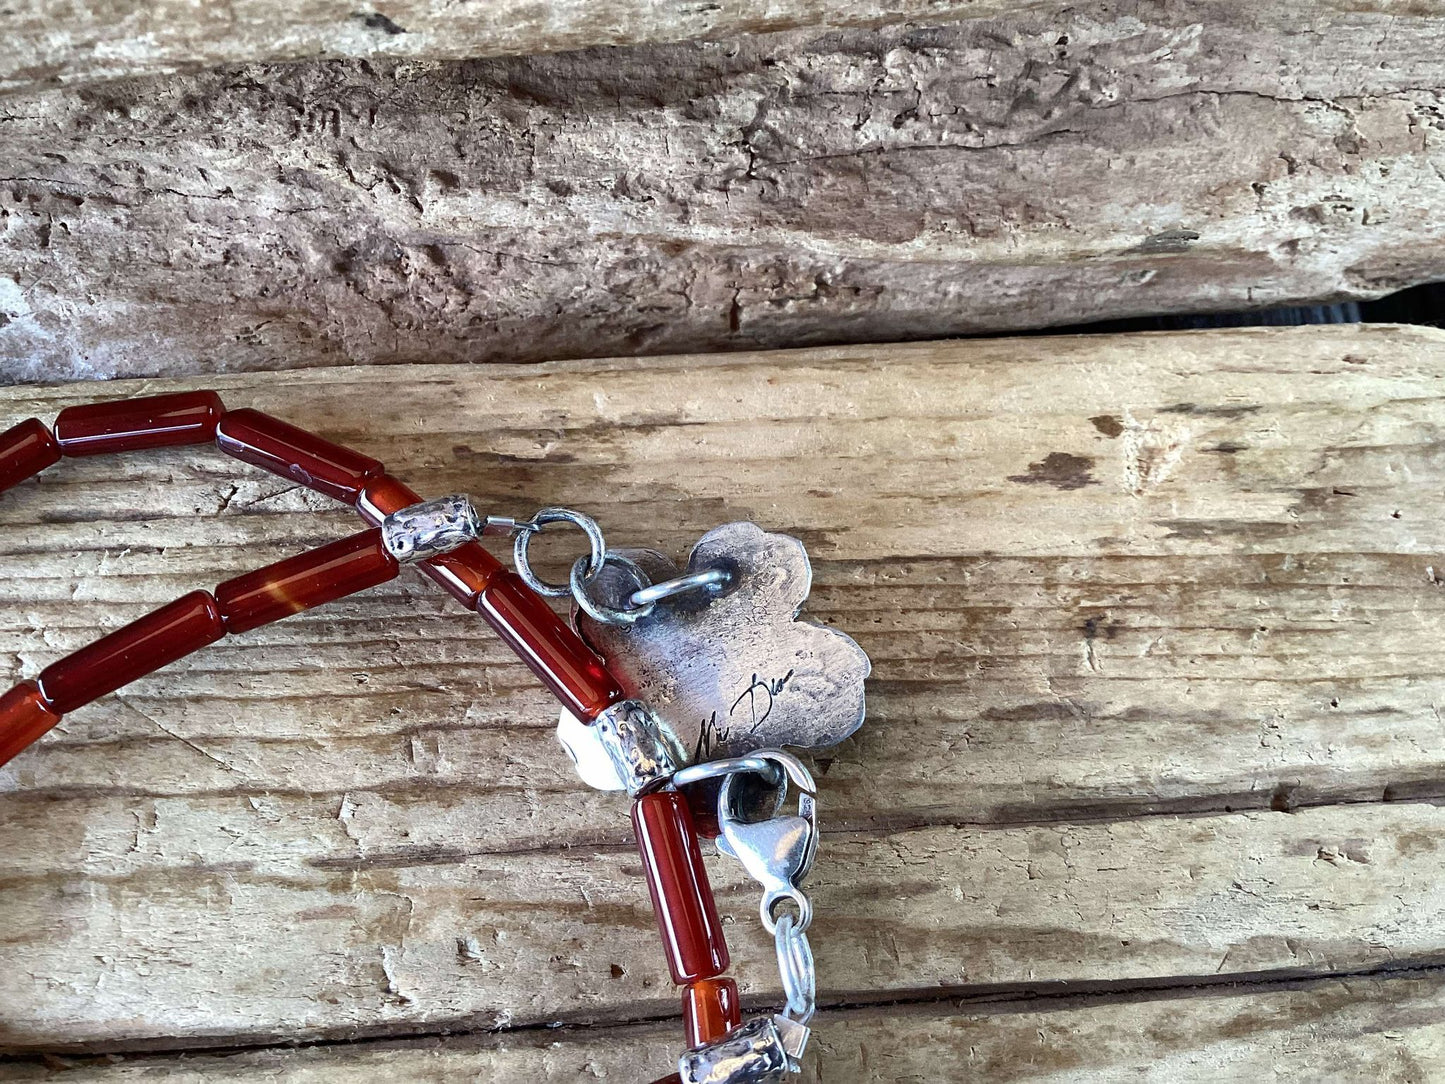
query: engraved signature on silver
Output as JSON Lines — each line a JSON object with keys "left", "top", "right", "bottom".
{"left": 556, "top": 523, "right": 870, "bottom": 791}
{"left": 695, "top": 668, "right": 797, "bottom": 760}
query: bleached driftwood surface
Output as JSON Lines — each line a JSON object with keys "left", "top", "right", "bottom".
{"left": 0, "top": 0, "right": 1059, "bottom": 90}
{"left": 1, "top": 324, "right": 1444, "bottom": 1081}
{"left": 3, "top": 3, "right": 1445, "bottom": 382}
{"left": 4, "top": 0, "right": 1445, "bottom": 93}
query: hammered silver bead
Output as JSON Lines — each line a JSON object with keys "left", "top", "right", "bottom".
{"left": 678, "top": 1017, "right": 793, "bottom": 1084}
{"left": 591, "top": 698, "right": 686, "bottom": 796}
{"left": 380, "top": 495, "right": 483, "bottom": 564}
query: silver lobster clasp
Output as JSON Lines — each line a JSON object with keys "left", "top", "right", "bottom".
{"left": 715, "top": 749, "right": 818, "bottom": 933}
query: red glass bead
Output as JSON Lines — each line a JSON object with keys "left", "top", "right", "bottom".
{"left": 683, "top": 977, "right": 741, "bottom": 1048}
{"left": 38, "top": 591, "right": 225, "bottom": 714}
{"left": 356, "top": 474, "right": 422, "bottom": 527}
{"left": 477, "top": 572, "right": 623, "bottom": 720}
{"left": 421, "top": 542, "right": 505, "bottom": 609}
{"left": 358, "top": 475, "right": 503, "bottom": 607}
{"left": 216, "top": 528, "right": 399, "bottom": 634}
{"left": 0, "top": 681, "right": 63, "bottom": 766}
{"left": 54, "top": 391, "right": 225, "bottom": 456}
{"left": 216, "top": 408, "right": 383, "bottom": 504}
{"left": 0, "top": 418, "right": 60, "bottom": 494}
{"left": 682, "top": 780, "right": 723, "bottom": 840}
{"left": 633, "top": 790, "right": 729, "bottom": 985}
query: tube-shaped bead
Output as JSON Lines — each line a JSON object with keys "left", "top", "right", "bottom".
{"left": 54, "top": 391, "right": 225, "bottom": 456}
{"left": 682, "top": 977, "right": 741, "bottom": 1048}
{"left": 420, "top": 543, "right": 503, "bottom": 608}
{"left": 358, "top": 474, "right": 503, "bottom": 608}
{"left": 478, "top": 572, "right": 623, "bottom": 720}
{"left": 0, "top": 418, "right": 60, "bottom": 494}
{"left": 216, "top": 408, "right": 383, "bottom": 504}
{"left": 357, "top": 474, "right": 423, "bottom": 527}
{"left": 0, "top": 682, "right": 64, "bottom": 766}
{"left": 216, "top": 528, "right": 399, "bottom": 634}
{"left": 681, "top": 780, "right": 724, "bottom": 840}
{"left": 633, "top": 790, "right": 730, "bottom": 985}
{"left": 37, "top": 591, "right": 225, "bottom": 714}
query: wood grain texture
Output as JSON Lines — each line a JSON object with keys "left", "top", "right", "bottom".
{"left": 9, "top": 974, "right": 1445, "bottom": 1082}
{"left": 0, "top": 0, "right": 1032, "bottom": 93}
{"left": 4, "top": 3, "right": 1445, "bottom": 382}
{"left": 3, "top": 0, "right": 1442, "bottom": 94}
{"left": 1, "top": 325, "right": 1444, "bottom": 1078}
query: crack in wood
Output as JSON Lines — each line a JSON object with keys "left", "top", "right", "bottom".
{"left": 5, "top": 955, "right": 1445, "bottom": 1062}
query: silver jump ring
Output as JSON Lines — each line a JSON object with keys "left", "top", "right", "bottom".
{"left": 774, "top": 910, "right": 816, "bottom": 1024}
{"left": 513, "top": 507, "right": 606, "bottom": 598}
{"left": 570, "top": 553, "right": 656, "bottom": 626}
{"left": 628, "top": 566, "right": 732, "bottom": 609}
{"left": 670, "top": 754, "right": 784, "bottom": 791}
{"left": 763, "top": 887, "right": 813, "bottom": 936}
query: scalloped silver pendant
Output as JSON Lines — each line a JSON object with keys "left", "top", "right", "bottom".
{"left": 557, "top": 522, "right": 870, "bottom": 791}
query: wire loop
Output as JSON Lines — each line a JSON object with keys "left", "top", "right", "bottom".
{"left": 627, "top": 566, "right": 732, "bottom": 609}
{"left": 512, "top": 507, "right": 607, "bottom": 598}
{"left": 570, "top": 552, "right": 656, "bottom": 626}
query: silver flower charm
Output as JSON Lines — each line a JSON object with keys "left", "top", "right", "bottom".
{"left": 557, "top": 522, "right": 870, "bottom": 790}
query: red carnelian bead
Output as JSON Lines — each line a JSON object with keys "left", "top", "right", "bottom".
{"left": 216, "top": 408, "right": 383, "bottom": 504}
{"left": 358, "top": 474, "right": 503, "bottom": 607}
{"left": 38, "top": 591, "right": 225, "bottom": 714}
{"left": 683, "top": 977, "right": 741, "bottom": 1047}
{"left": 682, "top": 780, "right": 723, "bottom": 840}
{"left": 356, "top": 474, "right": 423, "bottom": 527}
{"left": 216, "top": 528, "right": 399, "bottom": 634}
{"left": 420, "top": 542, "right": 505, "bottom": 609}
{"left": 0, "top": 418, "right": 60, "bottom": 493}
{"left": 633, "top": 790, "right": 729, "bottom": 985}
{"left": 54, "top": 391, "right": 225, "bottom": 456}
{"left": 477, "top": 572, "right": 623, "bottom": 720}
{"left": 0, "top": 682, "right": 63, "bottom": 766}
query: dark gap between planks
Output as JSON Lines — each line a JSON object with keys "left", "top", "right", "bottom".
{"left": 5, "top": 955, "right": 1445, "bottom": 1064}
{"left": 1023, "top": 281, "right": 1444, "bottom": 336}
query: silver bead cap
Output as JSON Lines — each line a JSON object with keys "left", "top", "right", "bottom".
{"left": 679, "top": 1016, "right": 797, "bottom": 1084}
{"left": 381, "top": 495, "right": 483, "bottom": 564}
{"left": 575, "top": 699, "right": 685, "bottom": 797}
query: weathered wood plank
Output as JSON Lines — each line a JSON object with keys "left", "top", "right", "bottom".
{"left": 7, "top": 802, "right": 1445, "bottom": 1053}
{"left": 0, "top": 0, "right": 1022, "bottom": 93}
{"left": 3, "top": 6, "right": 1445, "bottom": 382}
{"left": 6, "top": 972, "right": 1445, "bottom": 1081}
{"left": 4, "top": 0, "right": 1443, "bottom": 94}
{"left": 2, "top": 327, "right": 1442, "bottom": 823}
{"left": 1, "top": 326, "right": 1444, "bottom": 1056}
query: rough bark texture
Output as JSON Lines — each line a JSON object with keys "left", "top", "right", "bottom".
{"left": 2, "top": 326, "right": 1444, "bottom": 1081}
{"left": 3, "top": 4, "right": 1445, "bottom": 383}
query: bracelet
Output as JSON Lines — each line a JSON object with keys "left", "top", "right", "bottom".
{"left": 0, "top": 391, "right": 871, "bottom": 1083}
